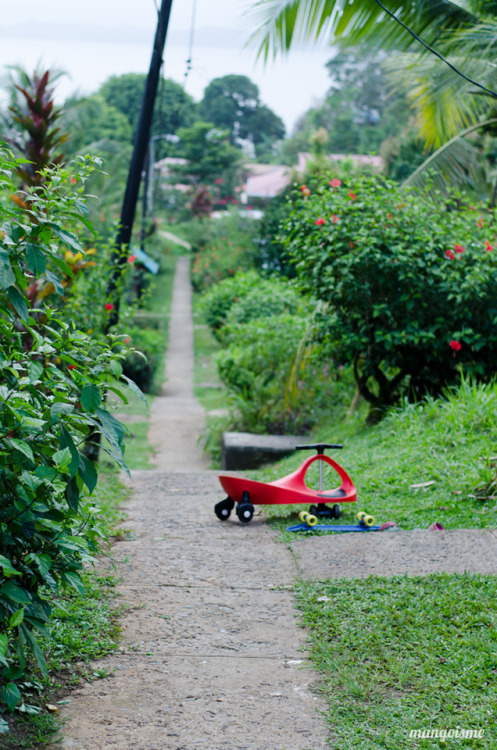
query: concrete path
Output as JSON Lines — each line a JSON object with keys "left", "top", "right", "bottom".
{"left": 59, "top": 257, "right": 330, "bottom": 750}
{"left": 148, "top": 255, "right": 208, "bottom": 472}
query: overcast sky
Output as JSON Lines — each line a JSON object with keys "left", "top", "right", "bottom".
{"left": 0, "top": 0, "right": 334, "bottom": 134}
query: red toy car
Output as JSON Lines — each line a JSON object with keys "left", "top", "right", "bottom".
{"left": 215, "top": 443, "right": 357, "bottom": 523}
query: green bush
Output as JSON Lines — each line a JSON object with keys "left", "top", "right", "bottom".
{"left": 0, "top": 148, "right": 138, "bottom": 712}
{"left": 282, "top": 173, "right": 497, "bottom": 419}
{"left": 190, "top": 210, "right": 260, "bottom": 292}
{"left": 199, "top": 270, "right": 305, "bottom": 340}
{"left": 121, "top": 326, "right": 164, "bottom": 393}
{"left": 198, "top": 270, "right": 262, "bottom": 337}
{"left": 215, "top": 313, "right": 339, "bottom": 434}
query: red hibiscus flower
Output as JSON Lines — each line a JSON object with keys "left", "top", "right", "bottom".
{"left": 329, "top": 178, "right": 341, "bottom": 188}
{"left": 446, "top": 249, "right": 455, "bottom": 260}
{"left": 348, "top": 191, "right": 357, "bottom": 200}
{"left": 450, "top": 340, "right": 462, "bottom": 357}
{"left": 104, "top": 303, "right": 114, "bottom": 311}
{"left": 484, "top": 240, "right": 494, "bottom": 252}
{"left": 454, "top": 243, "right": 465, "bottom": 254}
{"left": 315, "top": 217, "right": 326, "bottom": 226}
{"left": 127, "top": 254, "right": 136, "bottom": 263}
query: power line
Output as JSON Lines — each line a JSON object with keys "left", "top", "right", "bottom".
{"left": 184, "top": 0, "right": 197, "bottom": 86}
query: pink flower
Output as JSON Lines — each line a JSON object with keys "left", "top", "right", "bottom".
{"left": 215, "top": 178, "right": 223, "bottom": 184}
{"left": 127, "top": 254, "right": 136, "bottom": 263}
{"left": 329, "top": 178, "right": 341, "bottom": 188}
{"left": 445, "top": 249, "right": 455, "bottom": 260}
{"left": 454, "top": 243, "right": 465, "bottom": 254}
{"left": 450, "top": 340, "right": 462, "bottom": 356}
{"left": 70, "top": 176, "right": 77, "bottom": 185}
{"left": 301, "top": 185, "right": 311, "bottom": 197}
{"left": 104, "top": 303, "right": 114, "bottom": 311}
{"left": 315, "top": 217, "right": 326, "bottom": 226}
{"left": 331, "top": 214, "right": 340, "bottom": 224}
{"left": 484, "top": 240, "right": 494, "bottom": 252}
{"left": 348, "top": 191, "right": 357, "bottom": 200}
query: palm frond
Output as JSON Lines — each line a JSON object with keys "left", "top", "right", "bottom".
{"left": 247, "top": 0, "right": 479, "bottom": 60}
{"left": 402, "top": 117, "right": 497, "bottom": 192}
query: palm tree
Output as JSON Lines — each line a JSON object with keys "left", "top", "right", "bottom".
{"left": 249, "top": 0, "right": 497, "bottom": 195}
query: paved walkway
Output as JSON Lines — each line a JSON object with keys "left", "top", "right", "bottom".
{"left": 59, "top": 257, "right": 330, "bottom": 750}
{"left": 58, "top": 256, "right": 497, "bottom": 750}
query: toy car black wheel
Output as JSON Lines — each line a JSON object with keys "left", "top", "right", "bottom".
{"left": 332, "top": 504, "right": 341, "bottom": 519}
{"left": 215, "top": 497, "right": 235, "bottom": 521}
{"left": 236, "top": 502, "right": 254, "bottom": 523}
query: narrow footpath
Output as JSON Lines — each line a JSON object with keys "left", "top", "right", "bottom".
{"left": 59, "top": 257, "right": 331, "bottom": 750}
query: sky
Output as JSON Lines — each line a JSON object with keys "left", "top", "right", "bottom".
{"left": 0, "top": 0, "right": 334, "bottom": 134}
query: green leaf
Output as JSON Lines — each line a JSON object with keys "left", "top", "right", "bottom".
{"left": 0, "top": 252, "right": 15, "bottom": 289}
{"left": 110, "top": 359, "right": 123, "bottom": 378}
{"left": 44, "top": 269, "right": 64, "bottom": 295}
{"left": 27, "top": 360, "right": 44, "bottom": 383}
{"left": 80, "top": 383, "right": 101, "bottom": 413}
{"left": 52, "top": 447, "right": 72, "bottom": 473}
{"left": 59, "top": 570, "right": 85, "bottom": 595}
{"left": 6, "top": 286, "right": 29, "bottom": 322}
{"left": 0, "top": 581, "right": 32, "bottom": 604}
{"left": 60, "top": 424, "right": 80, "bottom": 477}
{"left": 2, "top": 682, "right": 21, "bottom": 713}
{"left": 8, "top": 438, "right": 34, "bottom": 463}
{"left": 47, "top": 223, "right": 82, "bottom": 252}
{"left": 65, "top": 476, "right": 80, "bottom": 512}
{"left": 0, "top": 555, "right": 22, "bottom": 578}
{"left": 9, "top": 608, "right": 24, "bottom": 628}
{"left": 0, "top": 717, "right": 9, "bottom": 733}
{"left": 19, "top": 625, "right": 48, "bottom": 679}
{"left": 50, "top": 402, "right": 74, "bottom": 421}
{"left": 78, "top": 453, "right": 98, "bottom": 493}
{"left": 25, "top": 242, "right": 47, "bottom": 276}
{"left": 95, "top": 407, "right": 127, "bottom": 451}
{"left": 121, "top": 373, "right": 147, "bottom": 404}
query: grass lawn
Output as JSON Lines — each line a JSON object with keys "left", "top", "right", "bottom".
{"left": 296, "top": 573, "right": 497, "bottom": 749}
{"left": 257, "top": 378, "right": 497, "bottom": 534}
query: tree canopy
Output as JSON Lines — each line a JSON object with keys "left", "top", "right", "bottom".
{"left": 98, "top": 73, "right": 198, "bottom": 141}
{"left": 199, "top": 74, "right": 285, "bottom": 158}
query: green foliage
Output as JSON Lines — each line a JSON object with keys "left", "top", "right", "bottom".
{"left": 98, "top": 74, "right": 198, "bottom": 144}
{"left": 198, "top": 270, "right": 263, "bottom": 338}
{"left": 173, "top": 121, "right": 244, "bottom": 196}
{"left": 282, "top": 172, "right": 497, "bottom": 418}
{"left": 199, "top": 74, "right": 285, "bottom": 158}
{"left": 190, "top": 211, "right": 260, "bottom": 292}
{"left": 0, "top": 148, "right": 135, "bottom": 709}
{"left": 121, "top": 326, "right": 163, "bottom": 393}
{"left": 215, "top": 311, "right": 337, "bottom": 434}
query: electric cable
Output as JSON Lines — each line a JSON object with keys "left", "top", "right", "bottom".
{"left": 184, "top": 0, "right": 198, "bottom": 86}
{"left": 373, "top": 0, "right": 497, "bottom": 98}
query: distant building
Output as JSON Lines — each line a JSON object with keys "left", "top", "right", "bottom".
{"left": 244, "top": 152, "right": 384, "bottom": 202}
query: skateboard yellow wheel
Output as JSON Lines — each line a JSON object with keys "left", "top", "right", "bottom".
{"left": 363, "top": 514, "right": 375, "bottom": 527}
{"left": 357, "top": 511, "right": 366, "bottom": 522}
{"left": 299, "top": 511, "right": 310, "bottom": 523}
{"left": 306, "top": 514, "right": 318, "bottom": 526}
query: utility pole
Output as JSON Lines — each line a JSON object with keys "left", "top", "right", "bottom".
{"left": 107, "top": 0, "right": 174, "bottom": 326}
